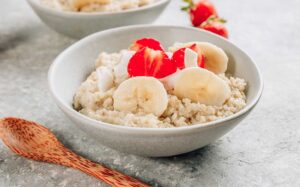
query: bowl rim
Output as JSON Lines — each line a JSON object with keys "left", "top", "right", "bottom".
{"left": 27, "top": 0, "right": 170, "bottom": 17}
{"left": 48, "top": 25, "right": 264, "bottom": 134}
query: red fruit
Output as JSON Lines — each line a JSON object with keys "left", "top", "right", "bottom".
{"left": 199, "top": 16, "right": 229, "bottom": 38}
{"left": 129, "top": 38, "right": 164, "bottom": 51}
{"left": 190, "top": 44, "right": 205, "bottom": 68}
{"left": 182, "top": 0, "right": 218, "bottom": 27}
{"left": 172, "top": 44, "right": 205, "bottom": 69}
{"left": 172, "top": 48, "right": 186, "bottom": 69}
{"left": 128, "top": 47, "right": 177, "bottom": 78}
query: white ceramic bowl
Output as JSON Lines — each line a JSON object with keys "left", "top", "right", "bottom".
{"left": 48, "top": 25, "right": 263, "bottom": 157}
{"left": 26, "top": 0, "right": 170, "bottom": 38}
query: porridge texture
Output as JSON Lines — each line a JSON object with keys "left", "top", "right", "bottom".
{"left": 73, "top": 48, "right": 247, "bottom": 128}
{"left": 41, "top": 0, "right": 158, "bottom": 12}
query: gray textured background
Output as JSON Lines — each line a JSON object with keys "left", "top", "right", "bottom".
{"left": 1, "top": 0, "right": 300, "bottom": 186}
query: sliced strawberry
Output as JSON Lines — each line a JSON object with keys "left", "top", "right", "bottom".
{"left": 199, "top": 16, "right": 229, "bottom": 38}
{"left": 172, "top": 44, "right": 205, "bottom": 69}
{"left": 171, "top": 47, "right": 186, "bottom": 69}
{"left": 128, "top": 47, "right": 176, "bottom": 78}
{"left": 190, "top": 44, "right": 205, "bottom": 68}
{"left": 129, "top": 38, "right": 164, "bottom": 51}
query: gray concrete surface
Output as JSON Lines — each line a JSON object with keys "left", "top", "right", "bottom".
{"left": 1, "top": 0, "right": 300, "bottom": 186}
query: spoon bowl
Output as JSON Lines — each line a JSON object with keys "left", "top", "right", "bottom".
{"left": 0, "top": 118, "right": 70, "bottom": 164}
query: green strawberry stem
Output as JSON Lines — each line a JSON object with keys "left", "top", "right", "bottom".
{"left": 206, "top": 15, "right": 227, "bottom": 23}
{"left": 181, "top": 0, "right": 194, "bottom": 12}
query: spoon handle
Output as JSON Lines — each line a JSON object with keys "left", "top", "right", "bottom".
{"left": 63, "top": 149, "right": 149, "bottom": 187}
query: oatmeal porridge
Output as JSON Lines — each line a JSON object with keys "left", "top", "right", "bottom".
{"left": 41, "top": 0, "right": 160, "bottom": 12}
{"left": 73, "top": 38, "right": 247, "bottom": 128}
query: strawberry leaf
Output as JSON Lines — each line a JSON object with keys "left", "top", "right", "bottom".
{"left": 181, "top": 6, "right": 190, "bottom": 11}
{"left": 181, "top": 0, "right": 194, "bottom": 11}
{"left": 206, "top": 15, "right": 227, "bottom": 24}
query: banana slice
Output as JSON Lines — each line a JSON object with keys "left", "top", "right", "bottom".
{"left": 113, "top": 77, "right": 168, "bottom": 116}
{"left": 169, "top": 42, "right": 228, "bottom": 74}
{"left": 174, "top": 67, "right": 231, "bottom": 106}
{"left": 160, "top": 49, "right": 197, "bottom": 90}
{"left": 68, "top": 0, "right": 111, "bottom": 10}
{"left": 195, "top": 42, "right": 228, "bottom": 74}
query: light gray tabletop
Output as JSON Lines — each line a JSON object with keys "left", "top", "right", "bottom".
{"left": 1, "top": 0, "right": 300, "bottom": 186}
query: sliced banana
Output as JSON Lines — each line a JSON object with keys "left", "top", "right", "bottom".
{"left": 174, "top": 67, "right": 231, "bottom": 106}
{"left": 113, "top": 77, "right": 168, "bottom": 116}
{"left": 68, "top": 0, "right": 111, "bottom": 10}
{"left": 160, "top": 49, "right": 197, "bottom": 90}
{"left": 169, "top": 42, "right": 228, "bottom": 74}
{"left": 194, "top": 42, "right": 228, "bottom": 74}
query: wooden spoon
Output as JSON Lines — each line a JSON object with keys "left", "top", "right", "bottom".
{"left": 0, "top": 117, "right": 149, "bottom": 187}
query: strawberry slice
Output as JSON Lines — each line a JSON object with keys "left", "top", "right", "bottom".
{"left": 190, "top": 44, "right": 205, "bottom": 68}
{"left": 128, "top": 47, "right": 176, "bottom": 78}
{"left": 171, "top": 48, "right": 186, "bottom": 69}
{"left": 172, "top": 44, "right": 205, "bottom": 69}
{"left": 199, "top": 16, "right": 229, "bottom": 38}
{"left": 129, "top": 38, "right": 164, "bottom": 51}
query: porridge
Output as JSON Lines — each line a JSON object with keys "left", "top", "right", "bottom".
{"left": 41, "top": 0, "right": 159, "bottom": 12}
{"left": 73, "top": 38, "right": 247, "bottom": 128}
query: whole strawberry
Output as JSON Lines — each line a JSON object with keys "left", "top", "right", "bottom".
{"left": 182, "top": 0, "right": 218, "bottom": 27}
{"left": 199, "top": 16, "right": 229, "bottom": 38}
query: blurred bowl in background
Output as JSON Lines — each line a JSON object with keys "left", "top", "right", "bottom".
{"left": 26, "top": 0, "right": 170, "bottom": 38}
